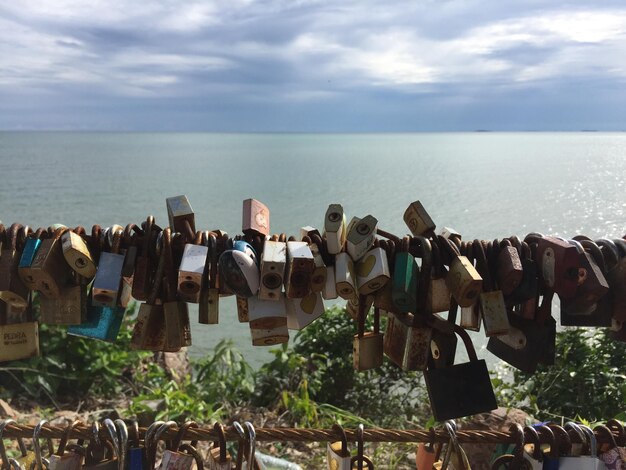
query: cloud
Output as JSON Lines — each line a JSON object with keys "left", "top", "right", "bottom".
{"left": 1, "top": 0, "right": 626, "bottom": 129}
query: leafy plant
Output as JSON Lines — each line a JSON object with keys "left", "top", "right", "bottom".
{"left": 495, "top": 327, "right": 626, "bottom": 422}
{"left": 0, "top": 302, "right": 151, "bottom": 406}
{"left": 255, "top": 306, "right": 430, "bottom": 427}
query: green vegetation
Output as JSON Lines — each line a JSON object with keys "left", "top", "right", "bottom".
{"left": 495, "top": 327, "right": 626, "bottom": 423}
{"left": 1, "top": 305, "right": 625, "bottom": 428}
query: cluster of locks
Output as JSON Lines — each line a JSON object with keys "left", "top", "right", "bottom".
{"left": 1, "top": 197, "right": 625, "bottom": 420}
{"left": 1, "top": 418, "right": 626, "bottom": 470}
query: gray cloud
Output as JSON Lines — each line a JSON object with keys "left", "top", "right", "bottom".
{"left": 1, "top": 0, "right": 626, "bottom": 130}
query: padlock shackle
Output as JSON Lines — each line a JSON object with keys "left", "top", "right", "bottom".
{"left": 452, "top": 324, "right": 478, "bottom": 362}
{"left": 472, "top": 240, "right": 494, "bottom": 292}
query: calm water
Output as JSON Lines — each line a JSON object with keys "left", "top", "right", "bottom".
{"left": 1, "top": 132, "right": 625, "bottom": 365}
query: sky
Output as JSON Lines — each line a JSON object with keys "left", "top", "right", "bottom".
{"left": 2, "top": 1, "right": 626, "bottom": 131}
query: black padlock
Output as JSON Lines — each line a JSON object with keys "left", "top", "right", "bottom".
{"left": 424, "top": 323, "right": 498, "bottom": 421}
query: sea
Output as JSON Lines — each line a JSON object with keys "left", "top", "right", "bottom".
{"left": 1, "top": 132, "right": 624, "bottom": 367}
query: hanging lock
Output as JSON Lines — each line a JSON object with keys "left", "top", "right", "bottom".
{"left": 39, "top": 282, "right": 86, "bottom": 325}
{"left": 243, "top": 198, "right": 270, "bottom": 237}
{"left": 285, "top": 241, "right": 314, "bottom": 299}
{"left": 346, "top": 215, "right": 377, "bottom": 262}
{"left": 208, "top": 423, "right": 232, "bottom": 470}
{"left": 1, "top": 225, "right": 33, "bottom": 308}
{"left": 496, "top": 239, "right": 524, "bottom": 296}
{"left": 248, "top": 296, "right": 289, "bottom": 346}
{"left": 162, "top": 228, "right": 192, "bottom": 351}
{"left": 259, "top": 240, "right": 286, "bottom": 301}
{"left": 424, "top": 325, "right": 498, "bottom": 420}
{"left": 391, "top": 238, "right": 418, "bottom": 313}
{"left": 327, "top": 424, "right": 351, "bottom": 470}
{"left": 286, "top": 292, "right": 325, "bottom": 330}
{"left": 199, "top": 233, "right": 220, "bottom": 324}
{"left": 353, "top": 300, "right": 384, "bottom": 371}
{"left": 166, "top": 195, "right": 196, "bottom": 236}
{"left": 61, "top": 230, "right": 97, "bottom": 279}
{"left": 535, "top": 235, "right": 581, "bottom": 300}
{"left": 0, "top": 312, "right": 40, "bottom": 363}
{"left": 17, "top": 235, "right": 42, "bottom": 291}
{"left": 475, "top": 241, "right": 510, "bottom": 337}
{"left": 177, "top": 233, "right": 208, "bottom": 303}
{"left": 28, "top": 227, "right": 74, "bottom": 300}
{"left": 403, "top": 200, "right": 436, "bottom": 237}
{"left": 132, "top": 216, "right": 156, "bottom": 302}
{"left": 356, "top": 247, "right": 390, "bottom": 295}
{"left": 309, "top": 240, "right": 328, "bottom": 293}
{"left": 384, "top": 236, "right": 434, "bottom": 371}
{"left": 429, "top": 240, "right": 451, "bottom": 314}
{"left": 335, "top": 252, "right": 357, "bottom": 301}
{"left": 442, "top": 238, "right": 482, "bottom": 308}
{"left": 219, "top": 242, "right": 260, "bottom": 298}
{"left": 92, "top": 227, "right": 125, "bottom": 307}
{"left": 324, "top": 204, "right": 346, "bottom": 255}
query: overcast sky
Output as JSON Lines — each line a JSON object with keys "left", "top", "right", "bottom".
{"left": 2, "top": 1, "right": 626, "bottom": 131}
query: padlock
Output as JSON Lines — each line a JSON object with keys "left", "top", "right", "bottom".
{"left": 0, "top": 319, "right": 40, "bottom": 363}
{"left": 259, "top": 240, "right": 286, "bottom": 301}
{"left": 474, "top": 241, "right": 510, "bottom": 336}
{"left": 560, "top": 240, "right": 610, "bottom": 318}
{"left": 346, "top": 294, "right": 373, "bottom": 321}
{"left": 327, "top": 425, "right": 351, "bottom": 470}
{"left": 118, "top": 242, "right": 137, "bottom": 309}
{"left": 429, "top": 240, "right": 451, "bottom": 314}
{"left": 506, "top": 241, "right": 539, "bottom": 309}
{"left": 0, "top": 224, "right": 31, "bottom": 308}
{"left": 372, "top": 241, "right": 395, "bottom": 312}
{"left": 322, "top": 266, "right": 338, "bottom": 300}
{"left": 353, "top": 300, "right": 383, "bottom": 371}
{"left": 177, "top": 235, "right": 208, "bottom": 303}
{"left": 346, "top": 215, "right": 377, "bottom": 262}
{"left": 335, "top": 252, "right": 357, "bottom": 300}
{"left": 561, "top": 240, "right": 612, "bottom": 327}
{"left": 28, "top": 228, "right": 74, "bottom": 300}
{"left": 609, "top": 238, "right": 626, "bottom": 321}
{"left": 445, "top": 256, "right": 482, "bottom": 308}
{"left": 497, "top": 240, "right": 524, "bottom": 296}
{"left": 356, "top": 247, "right": 390, "bottom": 295}
{"left": 534, "top": 235, "right": 581, "bottom": 300}
{"left": 309, "top": 241, "right": 328, "bottom": 293}
{"left": 39, "top": 283, "right": 86, "bottom": 325}
{"left": 48, "top": 421, "right": 83, "bottom": 470}
{"left": 61, "top": 230, "right": 97, "bottom": 279}
{"left": 67, "top": 300, "right": 126, "bottom": 343}
{"left": 391, "top": 238, "right": 417, "bottom": 313}
{"left": 384, "top": 236, "right": 434, "bottom": 371}
{"left": 285, "top": 241, "right": 314, "bottom": 299}
{"left": 130, "top": 239, "right": 173, "bottom": 351}
{"left": 249, "top": 296, "right": 289, "bottom": 345}
{"left": 286, "top": 291, "right": 325, "bottom": 330}
{"left": 487, "top": 312, "right": 551, "bottom": 373}
{"left": 403, "top": 200, "right": 436, "bottom": 236}
{"left": 199, "top": 233, "right": 220, "bottom": 324}
{"left": 162, "top": 228, "right": 192, "bottom": 351}
{"left": 208, "top": 423, "right": 232, "bottom": 470}
{"left": 132, "top": 216, "right": 156, "bottom": 302}
{"left": 17, "top": 236, "right": 42, "bottom": 291}
{"left": 92, "top": 228, "right": 125, "bottom": 307}
{"left": 428, "top": 305, "right": 458, "bottom": 369}
{"left": 243, "top": 198, "right": 270, "bottom": 237}
{"left": 324, "top": 204, "right": 346, "bottom": 255}
{"left": 166, "top": 195, "right": 195, "bottom": 235}
{"left": 219, "top": 245, "right": 260, "bottom": 298}
{"left": 424, "top": 324, "right": 498, "bottom": 420}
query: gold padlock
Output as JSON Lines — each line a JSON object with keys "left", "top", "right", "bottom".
{"left": 353, "top": 300, "right": 383, "bottom": 371}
